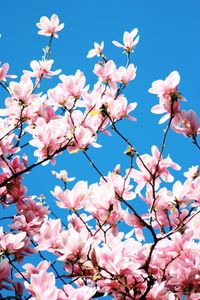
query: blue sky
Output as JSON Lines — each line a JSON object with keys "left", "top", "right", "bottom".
{"left": 0, "top": 0, "right": 200, "bottom": 297}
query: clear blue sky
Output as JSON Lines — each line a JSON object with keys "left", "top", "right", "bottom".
{"left": 0, "top": 0, "right": 200, "bottom": 296}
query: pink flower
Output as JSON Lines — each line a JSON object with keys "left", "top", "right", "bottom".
{"left": 52, "top": 169, "right": 76, "bottom": 182}
{"left": 102, "top": 167, "right": 135, "bottom": 200}
{"left": 0, "top": 228, "right": 33, "bottom": 262}
{"left": 149, "top": 71, "right": 182, "bottom": 124}
{"left": 95, "top": 234, "right": 147, "bottom": 296}
{"left": 93, "top": 60, "right": 117, "bottom": 88}
{"left": 140, "top": 188, "right": 175, "bottom": 227}
{"left": 24, "top": 270, "right": 58, "bottom": 300}
{"left": 112, "top": 64, "right": 137, "bottom": 84}
{"left": 187, "top": 176, "right": 200, "bottom": 204}
{"left": 0, "top": 227, "right": 26, "bottom": 254}
{"left": 130, "top": 145, "right": 181, "bottom": 193}
{"left": 52, "top": 181, "right": 88, "bottom": 210}
{"left": 164, "top": 237, "right": 200, "bottom": 297}
{"left": 146, "top": 282, "right": 176, "bottom": 300}
{"left": 23, "top": 59, "right": 61, "bottom": 84}
{"left": 149, "top": 71, "right": 180, "bottom": 99}
{"left": 59, "top": 70, "right": 88, "bottom": 99}
{"left": 171, "top": 110, "right": 200, "bottom": 137}
{"left": 59, "top": 285, "right": 96, "bottom": 300}
{"left": 151, "top": 98, "right": 181, "bottom": 124}
{"left": 0, "top": 92, "right": 48, "bottom": 123}
{"left": 34, "top": 219, "right": 63, "bottom": 252}
{"left": 86, "top": 182, "right": 123, "bottom": 224}
{"left": 81, "top": 88, "right": 104, "bottom": 111}
{"left": 171, "top": 180, "right": 191, "bottom": 206}
{"left": 87, "top": 41, "right": 104, "bottom": 58}
{"left": 68, "top": 213, "right": 93, "bottom": 232}
{"left": 10, "top": 198, "right": 49, "bottom": 235}
{"left": 106, "top": 95, "right": 137, "bottom": 121}
{"left": 186, "top": 210, "right": 200, "bottom": 240}
{"left": 0, "top": 259, "right": 12, "bottom": 290}
{"left": 15, "top": 261, "right": 50, "bottom": 279}
{"left": 184, "top": 165, "right": 199, "bottom": 180}
{"left": 9, "top": 75, "right": 33, "bottom": 104}
{"left": 68, "top": 125, "right": 101, "bottom": 153}
{"left": 57, "top": 228, "right": 92, "bottom": 262}
{"left": 36, "top": 14, "right": 64, "bottom": 38}
{"left": 0, "top": 63, "right": 16, "bottom": 81}
{"left": 112, "top": 28, "right": 139, "bottom": 53}
{"left": 0, "top": 119, "right": 19, "bottom": 158}
{"left": 124, "top": 211, "right": 145, "bottom": 241}
{"left": 28, "top": 117, "right": 68, "bottom": 162}
{"left": 48, "top": 84, "right": 75, "bottom": 109}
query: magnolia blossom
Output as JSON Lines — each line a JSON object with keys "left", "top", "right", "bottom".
{"left": 184, "top": 165, "right": 199, "bottom": 180}
{"left": 34, "top": 219, "right": 64, "bottom": 252}
{"left": 28, "top": 117, "right": 68, "bottom": 162}
{"left": 130, "top": 145, "right": 181, "bottom": 193}
{"left": 146, "top": 282, "right": 176, "bottom": 300}
{"left": 10, "top": 198, "right": 49, "bottom": 235}
{"left": 52, "top": 181, "right": 88, "bottom": 210}
{"left": 102, "top": 167, "right": 135, "bottom": 200}
{"left": 86, "top": 182, "right": 124, "bottom": 224}
{"left": 23, "top": 59, "right": 61, "bottom": 84}
{"left": 172, "top": 110, "right": 200, "bottom": 137}
{"left": 68, "top": 125, "right": 101, "bottom": 152}
{"left": 58, "top": 285, "right": 96, "bottom": 300}
{"left": 165, "top": 238, "right": 200, "bottom": 297}
{"left": 48, "top": 84, "right": 73, "bottom": 109}
{"left": 149, "top": 71, "right": 180, "bottom": 99}
{"left": 0, "top": 259, "right": 12, "bottom": 290}
{"left": 0, "top": 118, "right": 19, "bottom": 158}
{"left": 0, "top": 156, "right": 28, "bottom": 206}
{"left": 106, "top": 95, "right": 137, "bottom": 121}
{"left": 87, "top": 41, "right": 104, "bottom": 58}
{"left": 16, "top": 261, "right": 50, "bottom": 279}
{"left": 82, "top": 87, "right": 105, "bottom": 111}
{"left": 0, "top": 63, "right": 16, "bottom": 81}
{"left": 95, "top": 233, "right": 148, "bottom": 297}
{"left": 146, "top": 187, "right": 173, "bottom": 209}
{"left": 124, "top": 211, "right": 145, "bottom": 241}
{"left": 112, "top": 64, "right": 137, "bottom": 84}
{"left": 67, "top": 213, "right": 93, "bottom": 232}
{"left": 149, "top": 71, "right": 182, "bottom": 124}
{"left": 9, "top": 75, "right": 34, "bottom": 104}
{"left": 93, "top": 60, "right": 117, "bottom": 88}
{"left": 112, "top": 28, "right": 139, "bottom": 53}
{"left": 36, "top": 14, "right": 64, "bottom": 38}
{"left": 24, "top": 270, "right": 58, "bottom": 300}
{"left": 0, "top": 227, "right": 32, "bottom": 262}
{"left": 187, "top": 176, "right": 200, "bottom": 204}
{"left": 57, "top": 227, "right": 92, "bottom": 262}
{"left": 51, "top": 169, "right": 75, "bottom": 182}
{"left": 59, "top": 69, "right": 88, "bottom": 98}
{"left": 0, "top": 92, "right": 48, "bottom": 123}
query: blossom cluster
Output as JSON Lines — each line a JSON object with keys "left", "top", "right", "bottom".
{"left": 0, "top": 13, "right": 199, "bottom": 300}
